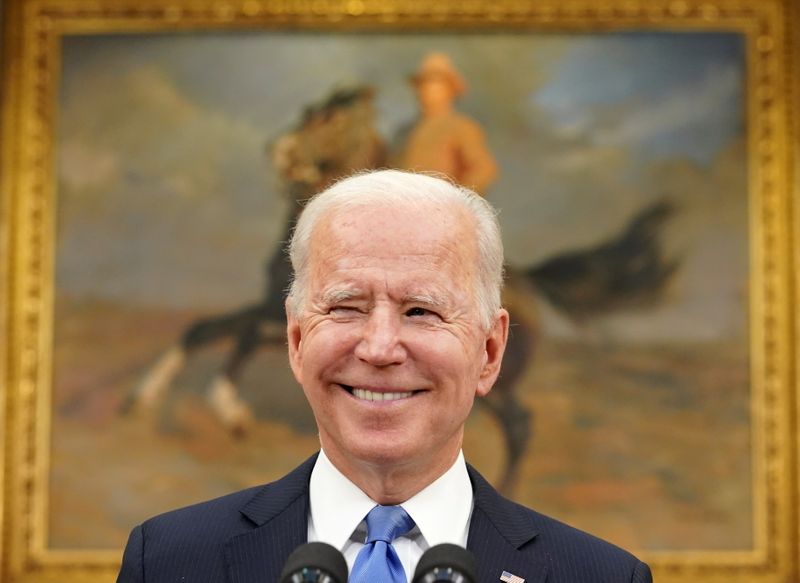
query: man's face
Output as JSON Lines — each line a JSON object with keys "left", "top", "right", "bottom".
{"left": 287, "top": 202, "right": 508, "bottom": 475}
{"left": 415, "top": 76, "right": 455, "bottom": 113}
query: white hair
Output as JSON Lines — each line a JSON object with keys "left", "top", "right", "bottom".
{"left": 286, "top": 169, "right": 504, "bottom": 329}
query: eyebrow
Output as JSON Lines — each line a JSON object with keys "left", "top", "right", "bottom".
{"left": 319, "top": 288, "right": 362, "bottom": 306}
{"left": 404, "top": 293, "right": 449, "bottom": 311}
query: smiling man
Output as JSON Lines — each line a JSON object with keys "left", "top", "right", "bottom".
{"left": 118, "top": 170, "right": 652, "bottom": 583}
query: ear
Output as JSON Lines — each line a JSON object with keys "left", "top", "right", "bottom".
{"left": 476, "top": 308, "right": 509, "bottom": 397}
{"left": 286, "top": 303, "right": 304, "bottom": 385}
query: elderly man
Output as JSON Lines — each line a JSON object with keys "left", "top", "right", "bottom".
{"left": 117, "top": 170, "right": 651, "bottom": 583}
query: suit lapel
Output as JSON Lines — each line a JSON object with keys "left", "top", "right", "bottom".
{"left": 467, "top": 465, "right": 549, "bottom": 583}
{"left": 224, "top": 454, "right": 318, "bottom": 583}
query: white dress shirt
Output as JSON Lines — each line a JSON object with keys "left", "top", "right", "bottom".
{"left": 308, "top": 449, "right": 474, "bottom": 581}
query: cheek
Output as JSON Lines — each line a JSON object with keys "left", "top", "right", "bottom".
{"left": 300, "top": 325, "right": 359, "bottom": 374}
{"left": 419, "top": 336, "right": 483, "bottom": 384}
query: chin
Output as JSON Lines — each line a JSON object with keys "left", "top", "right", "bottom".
{"left": 346, "top": 438, "right": 420, "bottom": 468}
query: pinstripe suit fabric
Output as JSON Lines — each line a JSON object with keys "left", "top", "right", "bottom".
{"left": 117, "top": 453, "right": 652, "bottom": 583}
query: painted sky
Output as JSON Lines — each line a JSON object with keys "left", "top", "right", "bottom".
{"left": 57, "top": 31, "right": 747, "bottom": 341}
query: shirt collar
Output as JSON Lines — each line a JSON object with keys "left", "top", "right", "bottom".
{"left": 401, "top": 450, "right": 473, "bottom": 547}
{"left": 309, "top": 449, "right": 473, "bottom": 550}
{"left": 309, "top": 449, "right": 376, "bottom": 551}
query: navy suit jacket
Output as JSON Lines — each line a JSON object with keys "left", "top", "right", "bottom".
{"left": 118, "top": 453, "right": 652, "bottom": 583}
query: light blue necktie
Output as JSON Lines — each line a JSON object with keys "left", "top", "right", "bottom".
{"left": 350, "top": 505, "right": 415, "bottom": 583}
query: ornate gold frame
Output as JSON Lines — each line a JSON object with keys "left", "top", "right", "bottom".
{"left": 1, "top": 1, "right": 798, "bottom": 582}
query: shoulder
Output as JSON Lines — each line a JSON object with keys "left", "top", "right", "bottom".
{"left": 446, "top": 111, "right": 486, "bottom": 135}
{"left": 116, "top": 485, "right": 270, "bottom": 583}
{"left": 467, "top": 465, "right": 650, "bottom": 582}
{"left": 118, "top": 455, "right": 318, "bottom": 582}
{"left": 133, "top": 454, "right": 317, "bottom": 562}
{"left": 139, "top": 484, "right": 264, "bottom": 543}
{"left": 522, "top": 504, "right": 643, "bottom": 568}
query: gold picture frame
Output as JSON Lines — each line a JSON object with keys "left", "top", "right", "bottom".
{"left": 1, "top": 1, "right": 798, "bottom": 582}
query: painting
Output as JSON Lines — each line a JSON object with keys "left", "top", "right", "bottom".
{"left": 1, "top": 2, "right": 798, "bottom": 583}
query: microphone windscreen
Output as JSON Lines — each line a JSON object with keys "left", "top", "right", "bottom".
{"left": 279, "top": 541, "right": 348, "bottom": 583}
{"left": 412, "top": 543, "right": 477, "bottom": 583}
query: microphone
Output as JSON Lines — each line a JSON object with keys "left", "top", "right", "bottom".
{"left": 412, "top": 543, "right": 477, "bottom": 583}
{"left": 279, "top": 542, "right": 348, "bottom": 583}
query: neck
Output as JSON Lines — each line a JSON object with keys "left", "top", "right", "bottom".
{"left": 321, "top": 440, "right": 462, "bottom": 505}
{"left": 421, "top": 101, "right": 453, "bottom": 118}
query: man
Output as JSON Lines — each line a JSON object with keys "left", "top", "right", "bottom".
{"left": 117, "top": 170, "right": 652, "bottom": 583}
{"left": 400, "top": 53, "right": 498, "bottom": 195}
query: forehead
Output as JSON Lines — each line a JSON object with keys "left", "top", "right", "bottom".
{"left": 308, "top": 201, "right": 478, "bottom": 280}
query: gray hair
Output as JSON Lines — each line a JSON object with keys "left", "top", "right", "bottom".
{"left": 286, "top": 169, "right": 504, "bottom": 329}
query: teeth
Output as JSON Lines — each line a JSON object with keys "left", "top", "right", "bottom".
{"left": 352, "top": 388, "right": 413, "bottom": 402}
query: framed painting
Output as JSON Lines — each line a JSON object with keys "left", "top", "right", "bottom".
{"left": 1, "top": 1, "right": 798, "bottom": 582}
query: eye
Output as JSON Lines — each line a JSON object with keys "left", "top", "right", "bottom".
{"left": 406, "top": 307, "right": 434, "bottom": 318}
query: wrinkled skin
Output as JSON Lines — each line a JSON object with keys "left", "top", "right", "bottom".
{"left": 287, "top": 202, "right": 509, "bottom": 503}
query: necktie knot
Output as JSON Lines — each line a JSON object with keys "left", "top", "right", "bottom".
{"left": 351, "top": 505, "right": 415, "bottom": 583}
{"left": 364, "top": 505, "right": 415, "bottom": 544}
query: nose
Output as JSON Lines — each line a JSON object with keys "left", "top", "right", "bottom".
{"left": 354, "top": 307, "right": 407, "bottom": 366}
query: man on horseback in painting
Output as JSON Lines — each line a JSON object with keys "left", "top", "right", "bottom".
{"left": 399, "top": 52, "right": 498, "bottom": 195}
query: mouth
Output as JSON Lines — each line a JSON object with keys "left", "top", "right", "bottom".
{"left": 339, "top": 384, "right": 419, "bottom": 402}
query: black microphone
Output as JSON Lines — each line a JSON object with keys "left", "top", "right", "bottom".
{"left": 279, "top": 542, "right": 348, "bottom": 583}
{"left": 412, "top": 543, "right": 477, "bottom": 583}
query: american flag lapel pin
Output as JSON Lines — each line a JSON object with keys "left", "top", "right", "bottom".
{"left": 500, "top": 570, "right": 525, "bottom": 583}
